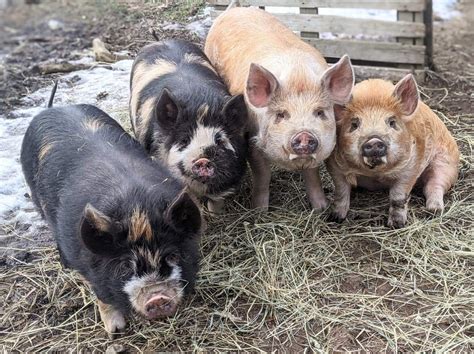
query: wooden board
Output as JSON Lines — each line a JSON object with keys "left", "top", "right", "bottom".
{"left": 353, "top": 65, "right": 425, "bottom": 82}
{"left": 207, "top": 0, "right": 425, "bottom": 11}
{"left": 211, "top": 11, "right": 425, "bottom": 38}
{"left": 303, "top": 38, "right": 425, "bottom": 64}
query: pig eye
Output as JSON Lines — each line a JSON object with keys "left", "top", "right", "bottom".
{"left": 313, "top": 110, "right": 325, "bottom": 119}
{"left": 275, "top": 111, "right": 287, "bottom": 122}
{"left": 165, "top": 253, "right": 179, "bottom": 265}
{"left": 179, "top": 136, "right": 190, "bottom": 147}
{"left": 350, "top": 118, "right": 360, "bottom": 132}
{"left": 214, "top": 133, "right": 225, "bottom": 146}
{"left": 388, "top": 117, "right": 397, "bottom": 129}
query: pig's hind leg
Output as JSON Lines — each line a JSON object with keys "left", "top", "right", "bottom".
{"left": 97, "top": 300, "right": 126, "bottom": 339}
{"left": 422, "top": 154, "right": 459, "bottom": 212}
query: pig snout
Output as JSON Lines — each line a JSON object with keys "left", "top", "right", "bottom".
{"left": 191, "top": 158, "right": 215, "bottom": 179}
{"left": 144, "top": 295, "right": 177, "bottom": 319}
{"left": 362, "top": 137, "right": 387, "bottom": 157}
{"left": 291, "top": 132, "right": 318, "bottom": 155}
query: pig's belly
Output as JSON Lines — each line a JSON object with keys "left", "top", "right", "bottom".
{"left": 355, "top": 176, "right": 391, "bottom": 191}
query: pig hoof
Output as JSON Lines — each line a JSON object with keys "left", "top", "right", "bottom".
{"left": 310, "top": 197, "right": 329, "bottom": 211}
{"left": 426, "top": 198, "right": 444, "bottom": 213}
{"left": 207, "top": 199, "right": 225, "bottom": 215}
{"left": 387, "top": 214, "right": 407, "bottom": 229}
{"left": 329, "top": 212, "right": 346, "bottom": 223}
{"left": 98, "top": 300, "right": 126, "bottom": 339}
{"left": 251, "top": 198, "right": 269, "bottom": 211}
{"left": 104, "top": 312, "right": 126, "bottom": 339}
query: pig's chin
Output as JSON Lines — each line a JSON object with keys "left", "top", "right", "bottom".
{"left": 362, "top": 156, "right": 388, "bottom": 169}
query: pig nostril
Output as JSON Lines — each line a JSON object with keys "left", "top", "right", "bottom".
{"left": 291, "top": 132, "right": 318, "bottom": 154}
{"left": 363, "top": 139, "right": 387, "bottom": 157}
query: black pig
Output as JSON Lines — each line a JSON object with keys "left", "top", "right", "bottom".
{"left": 130, "top": 39, "right": 248, "bottom": 213}
{"left": 21, "top": 104, "right": 202, "bottom": 337}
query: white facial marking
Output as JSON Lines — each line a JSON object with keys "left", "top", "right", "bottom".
{"left": 123, "top": 264, "right": 184, "bottom": 297}
{"left": 167, "top": 124, "right": 234, "bottom": 176}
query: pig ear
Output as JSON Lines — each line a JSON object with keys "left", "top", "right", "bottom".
{"left": 333, "top": 104, "right": 347, "bottom": 122}
{"left": 80, "top": 204, "right": 121, "bottom": 256}
{"left": 246, "top": 63, "right": 279, "bottom": 108}
{"left": 222, "top": 94, "right": 248, "bottom": 132}
{"left": 155, "top": 88, "right": 180, "bottom": 128}
{"left": 165, "top": 190, "right": 202, "bottom": 236}
{"left": 321, "top": 55, "right": 354, "bottom": 105}
{"left": 393, "top": 74, "right": 419, "bottom": 117}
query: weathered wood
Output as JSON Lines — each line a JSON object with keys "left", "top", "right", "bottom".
{"left": 414, "top": 12, "right": 424, "bottom": 46}
{"left": 213, "top": 4, "right": 227, "bottom": 10}
{"left": 210, "top": 11, "right": 426, "bottom": 38}
{"left": 208, "top": 0, "right": 425, "bottom": 11}
{"left": 305, "top": 38, "right": 425, "bottom": 64}
{"left": 300, "top": 7, "right": 318, "bottom": 39}
{"left": 353, "top": 65, "right": 425, "bottom": 82}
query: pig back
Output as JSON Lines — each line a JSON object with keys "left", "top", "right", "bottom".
{"left": 204, "top": 7, "right": 327, "bottom": 95}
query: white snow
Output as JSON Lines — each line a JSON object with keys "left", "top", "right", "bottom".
{"left": 0, "top": 59, "right": 133, "bottom": 229}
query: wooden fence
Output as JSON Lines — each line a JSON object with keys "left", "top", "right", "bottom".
{"left": 208, "top": 0, "right": 433, "bottom": 81}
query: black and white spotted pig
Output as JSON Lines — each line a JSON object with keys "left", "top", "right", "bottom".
{"left": 21, "top": 104, "right": 202, "bottom": 337}
{"left": 130, "top": 39, "right": 248, "bottom": 213}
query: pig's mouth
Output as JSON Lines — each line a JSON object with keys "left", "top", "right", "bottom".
{"left": 288, "top": 153, "right": 319, "bottom": 161}
{"left": 363, "top": 156, "right": 387, "bottom": 169}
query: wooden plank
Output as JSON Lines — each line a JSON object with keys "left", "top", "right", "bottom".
{"left": 300, "top": 7, "right": 318, "bottom": 39}
{"left": 353, "top": 65, "right": 425, "bottom": 82}
{"left": 207, "top": 0, "right": 426, "bottom": 11}
{"left": 414, "top": 12, "right": 424, "bottom": 45}
{"left": 211, "top": 11, "right": 425, "bottom": 37}
{"left": 397, "top": 11, "right": 415, "bottom": 45}
{"left": 305, "top": 38, "right": 425, "bottom": 64}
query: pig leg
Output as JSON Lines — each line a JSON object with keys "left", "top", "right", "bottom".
{"left": 327, "top": 158, "right": 352, "bottom": 221}
{"left": 330, "top": 172, "right": 352, "bottom": 222}
{"left": 97, "top": 299, "right": 126, "bottom": 339}
{"left": 302, "top": 167, "right": 328, "bottom": 211}
{"left": 387, "top": 178, "right": 417, "bottom": 228}
{"left": 422, "top": 156, "right": 458, "bottom": 212}
{"left": 249, "top": 146, "right": 271, "bottom": 210}
{"left": 207, "top": 198, "right": 225, "bottom": 214}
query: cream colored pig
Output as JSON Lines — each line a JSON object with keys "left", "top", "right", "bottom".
{"left": 205, "top": 7, "right": 354, "bottom": 210}
{"left": 327, "top": 74, "right": 460, "bottom": 228}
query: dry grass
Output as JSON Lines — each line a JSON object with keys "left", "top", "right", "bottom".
{"left": 1, "top": 109, "right": 472, "bottom": 351}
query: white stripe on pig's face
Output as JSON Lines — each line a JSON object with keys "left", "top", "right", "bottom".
{"left": 166, "top": 124, "right": 235, "bottom": 196}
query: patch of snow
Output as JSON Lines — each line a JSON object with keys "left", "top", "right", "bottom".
{"left": 0, "top": 60, "right": 133, "bottom": 230}
{"left": 186, "top": 17, "right": 212, "bottom": 39}
{"left": 433, "top": 0, "right": 460, "bottom": 20}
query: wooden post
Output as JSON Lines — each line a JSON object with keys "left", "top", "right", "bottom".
{"left": 300, "top": 7, "right": 319, "bottom": 39}
{"left": 424, "top": 0, "right": 434, "bottom": 69}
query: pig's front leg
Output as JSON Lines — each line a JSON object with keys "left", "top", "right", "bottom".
{"left": 387, "top": 179, "right": 416, "bottom": 228}
{"left": 329, "top": 168, "right": 352, "bottom": 222}
{"left": 97, "top": 299, "right": 126, "bottom": 339}
{"left": 302, "top": 167, "right": 328, "bottom": 211}
{"left": 249, "top": 146, "right": 271, "bottom": 210}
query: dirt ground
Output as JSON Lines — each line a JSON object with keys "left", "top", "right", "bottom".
{"left": 0, "top": 0, "right": 473, "bottom": 352}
